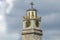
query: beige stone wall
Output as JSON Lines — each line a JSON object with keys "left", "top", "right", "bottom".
{"left": 22, "top": 34, "right": 42, "bottom": 40}
{"left": 33, "top": 35, "right": 42, "bottom": 40}
{"left": 22, "top": 34, "right": 33, "bottom": 40}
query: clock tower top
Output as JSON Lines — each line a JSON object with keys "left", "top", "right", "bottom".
{"left": 23, "top": 2, "right": 41, "bottom": 29}
{"left": 25, "top": 2, "right": 40, "bottom": 19}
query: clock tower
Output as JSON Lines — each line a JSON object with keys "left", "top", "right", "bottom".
{"left": 22, "top": 2, "right": 43, "bottom": 40}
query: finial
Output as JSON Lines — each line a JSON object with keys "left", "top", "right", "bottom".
{"left": 30, "top": 2, "right": 34, "bottom": 8}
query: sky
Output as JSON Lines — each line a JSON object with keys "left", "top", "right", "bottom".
{"left": 0, "top": 0, "right": 60, "bottom": 40}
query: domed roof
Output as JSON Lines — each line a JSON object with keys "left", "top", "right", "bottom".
{"left": 27, "top": 8, "right": 37, "bottom": 11}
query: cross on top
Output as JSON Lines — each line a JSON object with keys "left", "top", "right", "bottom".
{"left": 30, "top": 2, "right": 34, "bottom": 8}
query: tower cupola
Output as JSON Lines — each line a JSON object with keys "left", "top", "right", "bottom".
{"left": 26, "top": 2, "right": 37, "bottom": 19}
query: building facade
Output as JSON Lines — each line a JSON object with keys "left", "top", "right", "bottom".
{"left": 22, "top": 2, "right": 43, "bottom": 40}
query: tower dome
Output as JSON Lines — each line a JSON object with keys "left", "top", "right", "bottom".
{"left": 26, "top": 2, "right": 37, "bottom": 19}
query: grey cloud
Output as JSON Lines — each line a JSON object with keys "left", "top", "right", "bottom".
{"left": 42, "top": 13, "right": 60, "bottom": 30}
{"left": 43, "top": 30, "right": 60, "bottom": 40}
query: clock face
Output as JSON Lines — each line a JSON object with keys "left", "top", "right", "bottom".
{"left": 25, "top": 20, "right": 31, "bottom": 28}
{"left": 35, "top": 20, "right": 40, "bottom": 27}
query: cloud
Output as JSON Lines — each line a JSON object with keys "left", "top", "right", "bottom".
{"left": 6, "top": 0, "right": 16, "bottom": 14}
{"left": 42, "top": 13, "right": 60, "bottom": 23}
{"left": 0, "top": 0, "right": 16, "bottom": 33}
{"left": 0, "top": 32, "right": 20, "bottom": 40}
{"left": 0, "top": 0, "right": 16, "bottom": 14}
{"left": 0, "top": 0, "right": 19, "bottom": 40}
{"left": 0, "top": 15, "right": 7, "bottom": 34}
{"left": 0, "top": 1, "right": 8, "bottom": 34}
{"left": 0, "top": 1, "right": 7, "bottom": 14}
{"left": 41, "top": 13, "right": 60, "bottom": 30}
{"left": 43, "top": 30, "right": 60, "bottom": 40}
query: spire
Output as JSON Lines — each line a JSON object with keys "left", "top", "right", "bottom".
{"left": 30, "top": 2, "right": 34, "bottom": 8}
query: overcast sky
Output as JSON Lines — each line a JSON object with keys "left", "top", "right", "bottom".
{"left": 0, "top": 0, "right": 60, "bottom": 40}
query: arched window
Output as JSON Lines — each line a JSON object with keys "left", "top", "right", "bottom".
{"left": 32, "top": 12, "right": 34, "bottom": 18}
{"left": 25, "top": 20, "right": 30, "bottom": 27}
{"left": 27, "top": 12, "right": 30, "bottom": 19}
